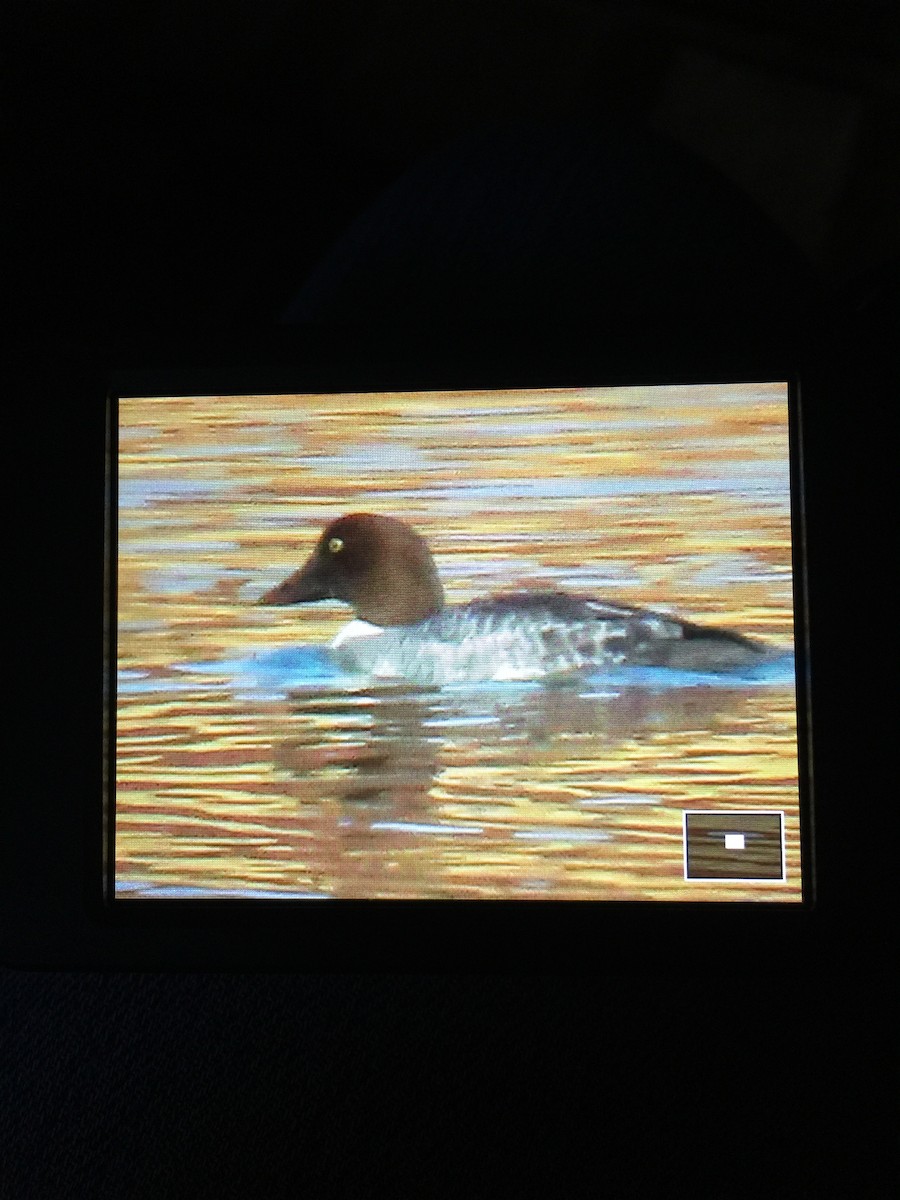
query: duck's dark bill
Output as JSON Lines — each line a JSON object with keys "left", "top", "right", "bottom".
{"left": 111, "top": 379, "right": 810, "bottom": 910}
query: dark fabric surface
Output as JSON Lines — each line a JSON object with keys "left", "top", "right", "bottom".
{"left": 2, "top": 970, "right": 892, "bottom": 1197}
{"left": 282, "top": 121, "right": 817, "bottom": 329}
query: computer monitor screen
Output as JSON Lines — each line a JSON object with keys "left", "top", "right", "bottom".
{"left": 113, "top": 380, "right": 807, "bottom": 902}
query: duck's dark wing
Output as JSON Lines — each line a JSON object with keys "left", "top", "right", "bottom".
{"left": 450, "top": 591, "right": 769, "bottom": 673}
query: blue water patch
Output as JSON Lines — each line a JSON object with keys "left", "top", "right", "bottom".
{"left": 124, "top": 646, "right": 795, "bottom": 699}
{"left": 164, "top": 443, "right": 285, "bottom": 461}
{"left": 116, "top": 648, "right": 346, "bottom": 698}
{"left": 118, "top": 477, "right": 237, "bottom": 509}
{"left": 129, "top": 539, "right": 241, "bottom": 554}
{"left": 422, "top": 713, "right": 503, "bottom": 728}
{"left": 117, "top": 672, "right": 228, "bottom": 696}
{"left": 117, "top": 647, "right": 347, "bottom": 697}
{"left": 513, "top": 828, "right": 612, "bottom": 842}
{"left": 369, "top": 821, "right": 485, "bottom": 836}
{"left": 188, "top": 645, "right": 350, "bottom": 694}
{"left": 582, "top": 651, "right": 796, "bottom": 691}
{"left": 310, "top": 442, "right": 431, "bottom": 474}
{"left": 115, "top": 880, "right": 331, "bottom": 900}
{"left": 378, "top": 469, "right": 790, "bottom": 506}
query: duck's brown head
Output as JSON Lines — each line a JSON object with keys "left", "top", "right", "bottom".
{"left": 258, "top": 513, "right": 445, "bottom": 627}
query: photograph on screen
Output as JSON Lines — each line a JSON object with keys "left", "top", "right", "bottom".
{"left": 113, "top": 382, "right": 803, "bottom": 901}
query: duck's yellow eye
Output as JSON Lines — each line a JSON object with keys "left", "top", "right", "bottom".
{"left": 328, "top": 537, "right": 344, "bottom": 554}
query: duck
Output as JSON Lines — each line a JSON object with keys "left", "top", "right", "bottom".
{"left": 258, "top": 513, "right": 772, "bottom": 686}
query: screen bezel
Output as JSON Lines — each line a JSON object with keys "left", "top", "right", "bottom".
{"left": 9, "top": 325, "right": 825, "bottom": 972}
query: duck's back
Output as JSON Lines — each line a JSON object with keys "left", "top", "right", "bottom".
{"left": 330, "top": 591, "right": 768, "bottom": 685}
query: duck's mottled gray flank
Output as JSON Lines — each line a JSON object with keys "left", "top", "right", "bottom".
{"left": 330, "top": 591, "right": 768, "bottom": 685}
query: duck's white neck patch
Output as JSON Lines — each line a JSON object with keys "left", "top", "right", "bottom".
{"left": 331, "top": 619, "right": 384, "bottom": 649}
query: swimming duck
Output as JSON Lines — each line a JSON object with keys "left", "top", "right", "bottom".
{"left": 259, "top": 513, "right": 771, "bottom": 685}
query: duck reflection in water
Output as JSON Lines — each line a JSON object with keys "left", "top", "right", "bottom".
{"left": 263, "top": 676, "right": 774, "bottom": 897}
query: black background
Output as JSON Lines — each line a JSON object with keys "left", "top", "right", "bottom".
{"left": 6, "top": 1, "right": 896, "bottom": 1194}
